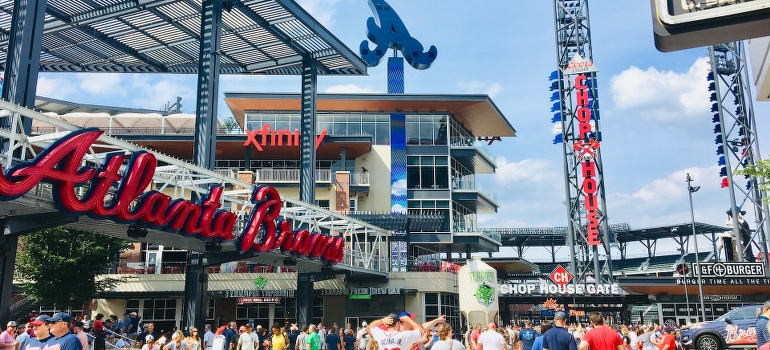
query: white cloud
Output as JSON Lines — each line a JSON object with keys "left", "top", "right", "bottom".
{"left": 324, "top": 84, "right": 373, "bottom": 93}
{"left": 79, "top": 73, "right": 124, "bottom": 96}
{"left": 609, "top": 57, "right": 711, "bottom": 120}
{"left": 36, "top": 76, "right": 78, "bottom": 100}
{"left": 296, "top": 0, "right": 340, "bottom": 29}
{"left": 456, "top": 81, "right": 503, "bottom": 98}
{"left": 494, "top": 157, "right": 560, "bottom": 186}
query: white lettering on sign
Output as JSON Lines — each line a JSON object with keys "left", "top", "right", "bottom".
{"left": 499, "top": 282, "right": 623, "bottom": 296}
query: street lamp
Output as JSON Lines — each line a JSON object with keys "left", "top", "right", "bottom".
{"left": 686, "top": 173, "right": 707, "bottom": 322}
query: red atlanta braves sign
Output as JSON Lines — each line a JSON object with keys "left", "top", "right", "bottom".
{"left": 0, "top": 128, "right": 344, "bottom": 264}
{"left": 572, "top": 74, "right": 601, "bottom": 246}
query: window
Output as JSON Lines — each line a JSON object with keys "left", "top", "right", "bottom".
{"left": 143, "top": 299, "right": 177, "bottom": 320}
{"left": 424, "top": 293, "right": 460, "bottom": 331}
{"left": 237, "top": 303, "right": 270, "bottom": 327}
{"left": 245, "top": 112, "right": 390, "bottom": 145}
{"left": 206, "top": 299, "right": 215, "bottom": 321}
{"left": 406, "top": 156, "right": 450, "bottom": 189}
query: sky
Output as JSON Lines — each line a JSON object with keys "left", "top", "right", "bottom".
{"left": 34, "top": 1, "right": 770, "bottom": 258}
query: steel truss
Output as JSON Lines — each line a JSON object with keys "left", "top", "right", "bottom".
{"left": 708, "top": 42, "right": 770, "bottom": 266}
{"left": 0, "top": 98, "right": 390, "bottom": 273}
{"left": 551, "top": 0, "right": 613, "bottom": 284}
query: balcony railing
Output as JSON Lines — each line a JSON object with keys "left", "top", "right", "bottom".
{"left": 31, "top": 126, "right": 243, "bottom": 135}
{"left": 350, "top": 173, "right": 370, "bottom": 185}
{"left": 452, "top": 179, "right": 498, "bottom": 203}
{"left": 254, "top": 169, "right": 332, "bottom": 183}
{"left": 449, "top": 137, "right": 497, "bottom": 165}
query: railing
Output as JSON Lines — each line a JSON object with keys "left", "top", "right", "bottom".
{"left": 350, "top": 173, "right": 370, "bottom": 185}
{"left": 449, "top": 137, "right": 498, "bottom": 165}
{"left": 452, "top": 179, "right": 498, "bottom": 203}
{"left": 31, "top": 126, "right": 243, "bottom": 135}
{"left": 254, "top": 169, "right": 332, "bottom": 182}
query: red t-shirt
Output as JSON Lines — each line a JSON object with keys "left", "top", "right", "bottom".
{"left": 583, "top": 326, "right": 622, "bottom": 350}
{"left": 658, "top": 335, "right": 676, "bottom": 350}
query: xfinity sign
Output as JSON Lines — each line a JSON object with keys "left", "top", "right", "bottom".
{"left": 650, "top": 0, "right": 770, "bottom": 52}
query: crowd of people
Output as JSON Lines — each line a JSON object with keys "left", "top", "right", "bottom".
{"left": 4, "top": 303, "right": 770, "bottom": 350}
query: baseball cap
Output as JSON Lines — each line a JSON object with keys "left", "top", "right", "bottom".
{"left": 49, "top": 312, "right": 72, "bottom": 324}
{"left": 554, "top": 312, "right": 567, "bottom": 321}
{"left": 7, "top": 321, "right": 17, "bottom": 327}
{"left": 664, "top": 326, "right": 676, "bottom": 333}
{"left": 256, "top": 325, "right": 262, "bottom": 329}
{"left": 146, "top": 335, "right": 155, "bottom": 342}
{"left": 361, "top": 321, "right": 367, "bottom": 327}
{"left": 74, "top": 321, "right": 85, "bottom": 328}
{"left": 130, "top": 312, "right": 137, "bottom": 316}
{"left": 488, "top": 323, "right": 497, "bottom": 329}
{"left": 31, "top": 315, "right": 51, "bottom": 326}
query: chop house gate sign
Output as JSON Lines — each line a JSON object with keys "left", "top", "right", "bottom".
{"left": 0, "top": 128, "right": 344, "bottom": 264}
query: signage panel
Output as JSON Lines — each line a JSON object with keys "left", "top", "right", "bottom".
{"left": 238, "top": 297, "right": 281, "bottom": 304}
{"left": 655, "top": 0, "right": 770, "bottom": 26}
{"left": 701, "top": 295, "right": 741, "bottom": 302}
{"left": 696, "top": 262, "right": 765, "bottom": 277}
{"left": 676, "top": 277, "right": 770, "bottom": 285}
{"left": 650, "top": 0, "right": 770, "bottom": 52}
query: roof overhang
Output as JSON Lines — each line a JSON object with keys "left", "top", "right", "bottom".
{"left": 0, "top": 0, "right": 366, "bottom": 75}
{"left": 225, "top": 93, "right": 517, "bottom": 138}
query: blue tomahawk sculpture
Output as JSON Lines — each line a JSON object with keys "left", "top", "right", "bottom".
{"left": 359, "top": 0, "right": 437, "bottom": 70}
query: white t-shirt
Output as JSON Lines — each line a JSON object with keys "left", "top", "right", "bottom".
{"left": 477, "top": 330, "right": 506, "bottom": 350}
{"left": 239, "top": 332, "right": 256, "bottom": 350}
{"left": 431, "top": 340, "right": 465, "bottom": 350}
{"left": 368, "top": 327, "right": 423, "bottom": 350}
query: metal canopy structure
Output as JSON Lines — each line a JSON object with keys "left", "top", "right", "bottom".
{"left": 0, "top": 0, "right": 367, "bottom": 75}
{"left": 492, "top": 222, "right": 728, "bottom": 246}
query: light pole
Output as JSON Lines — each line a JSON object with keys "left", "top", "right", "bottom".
{"left": 678, "top": 248, "right": 692, "bottom": 322}
{"left": 686, "top": 173, "right": 707, "bottom": 322}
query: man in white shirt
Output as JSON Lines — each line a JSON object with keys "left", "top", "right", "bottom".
{"left": 239, "top": 326, "right": 256, "bottom": 350}
{"left": 356, "top": 323, "right": 367, "bottom": 350}
{"left": 367, "top": 313, "right": 423, "bottom": 350}
{"left": 477, "top": 323, "right": 506, "bottom": 350}
{"left": 204, "top": 325, "right": 215, "bottom": 350}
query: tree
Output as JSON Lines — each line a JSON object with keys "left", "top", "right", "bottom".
{"left": 15, "top": 226, "right": 133, "bottom": 309}
{"left": 220, "top": 116, "right": 242, "bottom": 134}
{"left": 737, "top": 158, "right": 770, "bottom": 203}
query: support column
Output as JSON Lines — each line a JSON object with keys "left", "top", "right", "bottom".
{"left": 185, "top": 0, "right": 222, "bottom": 332}
{"left": 300, "top": 57, "right": 318, "bottom": 205}
{"left": 296, "top": 273, "right": 313, "bottom": 326}
{"left": 193, "top": 0, "right": 222, "bottom": 171}
{"left": 0, "top": 0, "right": 47, "bottom": 325}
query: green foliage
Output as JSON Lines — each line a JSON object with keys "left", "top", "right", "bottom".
{"left": 15, "top": 226, "right": 133, "bottom": 309}
{"left": 736, "top": 158, "right": 770, "bottom": 203}
{"left": 220, "top": 116, "right": 242, "bottom": 134}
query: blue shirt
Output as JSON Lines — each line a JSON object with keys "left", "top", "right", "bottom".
{"left": 25, "top": 335, "right": 54, "bottom": 350}
{"left": 757, "top": 315, "right": 769, "bottom": 347}
{"left": 49, "top": 333, "right": 84, "bottom": 350}
{"left": 225, "top": 329, "right": 236, "bottom": 349}
{"left": 326, "top": 334, "right": 341, "bottom": 350}
{"left": 520, "top": 328, "right": 539, "bottom": 350}
{"left": 542, "top": 326, "right": 577, "bottom": 350}
{"left": 532, "top": 336, "right": 544, "bottom": 350}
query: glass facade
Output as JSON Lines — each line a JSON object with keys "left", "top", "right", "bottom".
{"left": 406, "top": 115, "right": 448, "bottom": 145}
{"left": 245, "top": 112, "right": 391, "bottom": 145}
{"left": 407, "top": 156, "right": 450, "bottom": 190}
{"left": 425, "top": 293, "right": 460, "bottom": 332}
